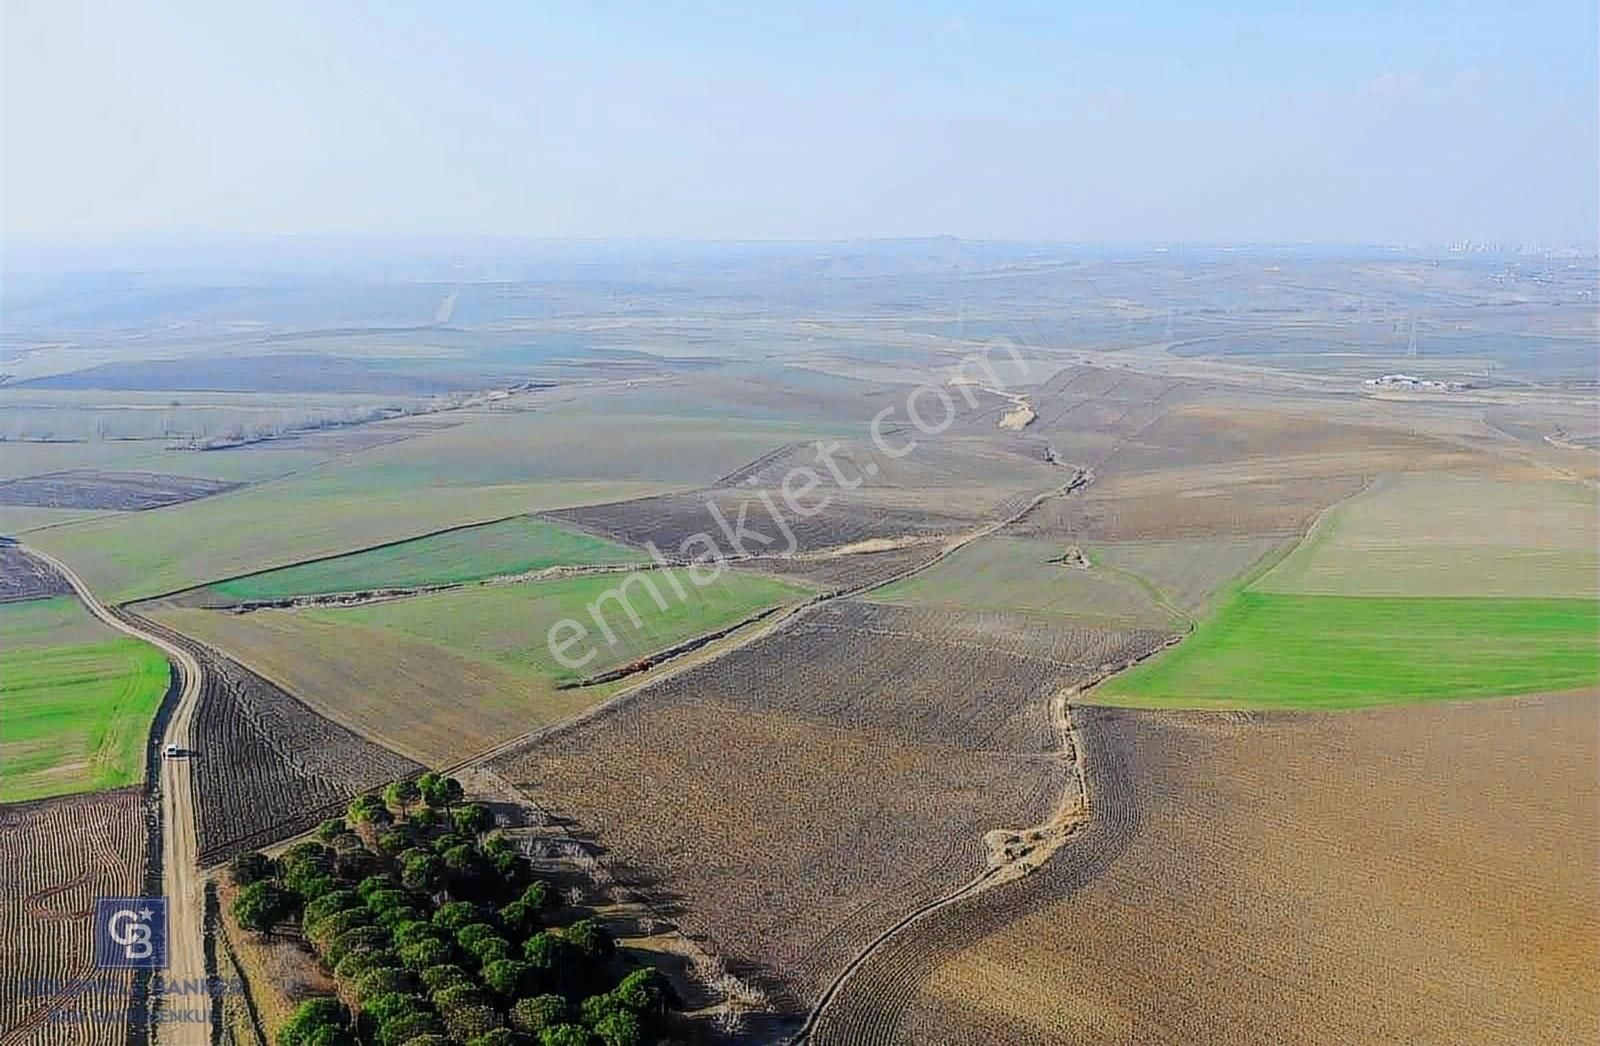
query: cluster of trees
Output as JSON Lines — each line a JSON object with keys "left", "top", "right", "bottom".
{"left": 231, "top": 775, "right": 682, "bottom": 1046}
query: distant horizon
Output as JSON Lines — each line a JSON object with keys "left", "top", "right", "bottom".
{"left": 5, "top": 230, "right": 1592, "bottom": 255}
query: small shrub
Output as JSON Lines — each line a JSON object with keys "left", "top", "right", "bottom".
{"left": 482, "top": 958, "right": 529, "bottom": 998}
{"left": 433, "top": 901, "right": 480, "bottom": 931}
{"left": 563, "top": 919, "right": 614, "bottom": 962}
{"left": 509, "top": 994, "right": 569, "bottom": 1034}
{"left": 276, "top": 996, "right": 351, "bottom": 1046}
{"left": 230, "top": 851, "right": 275, "bottom": 887}
{"left": 592, "top": 1009, "right": 641, "bottom": 1046}
{"left": 419, "top": 963, "right": 472, "bottom": 994}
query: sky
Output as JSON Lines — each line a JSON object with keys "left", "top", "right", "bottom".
{"left": 3, "top": 1, "right": 1596, "bottom": 247}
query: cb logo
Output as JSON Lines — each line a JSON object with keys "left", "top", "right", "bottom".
{"left": 94, "top": 898, "right": 168, "bottom": 969}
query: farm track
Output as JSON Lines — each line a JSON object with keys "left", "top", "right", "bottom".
{"left": 804, "top": 705, "right": 1145, "bottom": 1045}
{"left": 799, "top": 634, "right": 1183, "bottom": 1044}
{"left": 466, "top": 467, "right": 1095, "bottom": 770}
{"left": 23, "top": 548, "right": 210, "bottom": 1046}
{"left": 126, "top": 612, "right": 421, "bottom": 866}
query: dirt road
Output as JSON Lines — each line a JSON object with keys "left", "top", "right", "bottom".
{"left": 26, "top": 548, "right": 210, "bottom": 1046}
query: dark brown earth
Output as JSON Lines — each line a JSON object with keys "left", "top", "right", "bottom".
{"left": 0, "top": 470, "right": 239, "bottom": 511}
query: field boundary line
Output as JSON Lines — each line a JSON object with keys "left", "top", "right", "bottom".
{"left": 132, "top": 475, "right": 715, "bottom": 606}
{"left": 470, "top": 467, "right": 1094, "bottom": 771}
{"left": 795, "top": 634, "right": 1184, "bottom": 1043}
{"left": 133, "top": 510, "right": 544, "bottom": 605}
{"left": 194, "top": 560, "right": 656, "bottom": 613}
{"left": 21, "top": 546, "right": 212, "bottom": 1046}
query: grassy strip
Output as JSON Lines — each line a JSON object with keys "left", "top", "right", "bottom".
{"left": 322, "top": 567, "right": 808, "bottom": 687}
{"left": 209, "top": 516, "right": 647, "bottom": 602}
{"left": 1093, "top": 592, "right": 1600, "bottom": 710}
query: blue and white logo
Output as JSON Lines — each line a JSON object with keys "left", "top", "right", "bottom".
{"left": 94, "top": 898, "right": 167, "bottom": 969}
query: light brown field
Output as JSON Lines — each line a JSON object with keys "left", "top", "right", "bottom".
{"left": 149, "top": 604, "right": 595, "bottom": 767}
{"left": 813, "top": 691, "right": 1600, "bottom": 1044}
{"left": 1014, "top": 466, "right": 1371, "bottom": 541}
{"left": 1014, "top": 401, "right": 1522, "bottom": 543}
{"left": 0, "top": 789, "right": 146, "bottom": 1046}
{"left": 1088, "top": 536, "right": 1287, "bottom": 613}
{"left": 490, "top": 600, "right": 1171, "bottom": 1007}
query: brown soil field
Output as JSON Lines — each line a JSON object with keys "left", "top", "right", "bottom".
{"left": 490, "top": 600, "right": 1171, "bottom": 1009}
{"left": 1021, "top": 365, "right": 1192, "bottom": 466}
{"left": 1014, "top": 467, "right": 1371, "bottom": 541}
{"left": 745, "top": 544, "right": 945, "bottom": 594}
{"left": 1101, "top": 403, "right": 1466, "bottom": 473}
{"left": 128, "top": 616, "right": 421, "bottom": 865}
{"left": 811, "top": 691, "right": 1600, "bottom": 1044}
{"left": 147, "top": 604, "right": 599, "bottom": 767}
{"left": 1014, "top": 399, "right": 1521, "bottom": 542}
{"left": 715, "top": 435, "right": 1061, "bottom": 515}
{"left": 546, "top": 490, "right": 972, "bottom": 561}
{"left": 0, "top": 545, "right": 72, "bottom": 603}
{"left": 0, "top": 788, "right": 145, "bottom": 1046}
{"left": 547, "top": 432, "right": 1071, "bottom": 563}
{"left": 0, "top": 470, "right": 238, "bottom": 511}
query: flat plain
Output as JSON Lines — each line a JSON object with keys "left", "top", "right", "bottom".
{"left": 1086, "top": 536, "right": 1286, "bottom": 614}
{"left": 200, "top": 514, "right": 648, "bottom": 603}
{"left": 867, "top": 535, "right": 1180, "bottom": 630}
{"left": 1255, "top": 472, "right": 1600, "bottom": 598}
{"left": 491, "top": 599, "right": 1172, "bottom": 1005}
{"left": 3, "top": 245, "right": 1596, "bottom": 1045}
{"left": 1096, "top": 592, "right": 1598, "bottom": 708}
{"left": 1098, "top": 469, "right": 1600, "bottom": 709}
{"left": 24, "top": 396, "right": 829, "bottom": 602}
{"left": 151, "top": 567, "right": 806, "bottom": 765}
{"left": 0, "top": 596, "right": 170, "bottom": 802}
{"left": 814, "top": 693, "right": 1600, "bottom": 1044}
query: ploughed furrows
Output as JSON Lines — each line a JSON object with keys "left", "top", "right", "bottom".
{"left": 0, "top": 470, "right": 239, "bottom": 511}
{"left": 130, "top": 614, "right": 421, "bottom": 866}
{"left": 491, "top": 600, "right": 1172, "bottom": 1009}
{"left": 811, "top": 693, "right": 1600, "bottom": 1045}
{"left": 0, "top": 788, "right": 145, "bottom": 1046}
{"left": 0, "top": 545, "right": 72, "bottom": 603}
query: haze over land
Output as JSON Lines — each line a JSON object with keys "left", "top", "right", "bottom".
{"left": 1, "top": 4, "right": 1597, "bottom": 1046}
{"left": 4, "top": 1, "right": 1597, "bottom": 247}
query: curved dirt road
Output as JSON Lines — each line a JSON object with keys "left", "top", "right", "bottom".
{"left": 27, "top": 548, "right": 210, "bottom": 1045}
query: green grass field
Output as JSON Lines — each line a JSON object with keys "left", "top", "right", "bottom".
{"left": 325, "top": 567, "right": 805, "bottom": 683}
{"left": 0, "top": 597, "right": 170, "bottom": 802}
{"left": 207, "top": 516, "right": 648, "bottom": 601}
{"left": 1093, "top": 592, "right": 1600, "bottom": 709}
{"left": 155, "top": 567, "right": 807, "bottom": 764}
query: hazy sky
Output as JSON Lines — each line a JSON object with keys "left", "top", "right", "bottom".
{"left": 4, "top": 1, "right": 1596, "bottom": 246}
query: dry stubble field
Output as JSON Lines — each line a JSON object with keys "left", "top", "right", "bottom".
{"left": 491, "top": 599, "right": 1172, "bottom": 1009}
{"left": 811, "top": 692, "right": 1600, "bottom": 1045}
